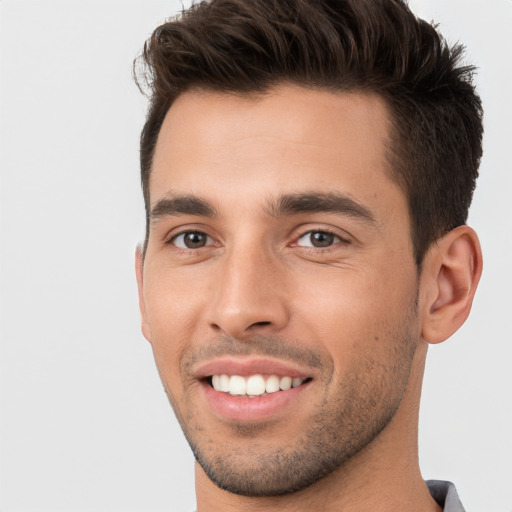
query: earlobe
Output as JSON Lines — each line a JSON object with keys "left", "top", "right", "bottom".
{"left": 135, "top": 246, "right": 152, "bottom": 342}
{"left": 420, "top": 226, "right": 482, "bottom": 344}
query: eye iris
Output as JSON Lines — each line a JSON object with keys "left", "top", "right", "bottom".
{"left": 185, "top": 232, "right": 207, "bottom": 248}
{"left": 311, "top": 231, "right": 334, "bottom": 247}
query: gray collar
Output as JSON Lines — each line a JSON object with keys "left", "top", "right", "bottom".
{"left": 427, "top": 480, "right": 466, "bottom": 512}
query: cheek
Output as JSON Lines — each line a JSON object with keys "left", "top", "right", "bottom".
{"left": 144, "top": 262, "right": 209, "bottom": 327}
{"left": 142, "top": 267, "right": 210, "bottom": 380}
{"left": 289, "top": 262, "right": 418, "bottom": 351}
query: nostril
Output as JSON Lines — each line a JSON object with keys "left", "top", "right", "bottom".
{"left": 250, "top": 321, "right": 271, "bottom": 327}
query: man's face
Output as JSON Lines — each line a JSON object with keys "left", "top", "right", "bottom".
{"left": 137, "top": 85, "right": 422, "bottom": 496}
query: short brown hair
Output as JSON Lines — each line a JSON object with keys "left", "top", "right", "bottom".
{"left": 134, "top": 0, "right": 483, "bottom": 265}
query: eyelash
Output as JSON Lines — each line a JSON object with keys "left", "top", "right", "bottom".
{"left": 293, "top": 228, "right": 351, "bottom": 250}
{"left": 166, "top": 227, "right": 350, "bottom": 253}
{"left": 167, "top": 231, "right": 216, "bottom": 252}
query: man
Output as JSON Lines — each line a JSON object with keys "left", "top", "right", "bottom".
{"left": 134, "top": 0, "right": 483, "bottom": 510}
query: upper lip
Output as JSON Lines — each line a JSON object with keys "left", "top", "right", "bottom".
{"left": 194, "top": 357, "right": 314, "bottom": 380}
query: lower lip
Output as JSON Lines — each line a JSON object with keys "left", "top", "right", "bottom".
{"left": 201, "top": 381, "right": 309, "bottom": 422}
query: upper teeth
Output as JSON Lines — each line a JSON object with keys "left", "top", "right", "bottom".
{"left": 211, "top": 374, "right": 305, "bottom": 397}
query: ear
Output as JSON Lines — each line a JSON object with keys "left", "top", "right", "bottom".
{"left": 420, "top": 225, "right": 482, "bottom": 344}
{"left": 135, "top": 246, "right": 152, "bottom": 342}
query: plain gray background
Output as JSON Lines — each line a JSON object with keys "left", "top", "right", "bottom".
{"left": 0, "top": 1, "right": 511, "bottom": 510}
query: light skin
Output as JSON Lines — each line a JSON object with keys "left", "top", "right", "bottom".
{"left": 136, "top": 85, "right": 482, "bottom": 511}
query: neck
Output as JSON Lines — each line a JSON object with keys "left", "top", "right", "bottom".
{"left": 195, "top": 342, "right": 441, "bottom": 512}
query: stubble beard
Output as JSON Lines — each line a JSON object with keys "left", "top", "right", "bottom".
{"left": 162, "top": 312, "right": 419, "bottom": 497}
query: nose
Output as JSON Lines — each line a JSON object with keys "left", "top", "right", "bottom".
{"left": 205, "top": 244, "right": 290, "bottom": 339}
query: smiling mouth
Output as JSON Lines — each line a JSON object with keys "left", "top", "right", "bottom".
{"left": 207, "top": 374, "right": 313, "bottom": 398}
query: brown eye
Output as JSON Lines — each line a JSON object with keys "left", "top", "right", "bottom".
{"left": 172, "top": 231, "right": 211, "bottom": 249}
{"left": 296, "top": 231, "right": 340, "bottom": 248}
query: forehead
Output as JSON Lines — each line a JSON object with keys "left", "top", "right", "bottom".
{"left": 150, "top": 85, "right": 403, "bottom": 218}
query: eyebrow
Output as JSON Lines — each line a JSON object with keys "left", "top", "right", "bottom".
{"left": 266, "top": 192, "right": 376, "bottom": 224}
{"left": 150, "top": 194, "right": 217, "bottom": 222}
{"left": 149, "top": 191, "right": 376, "bottom": 225}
